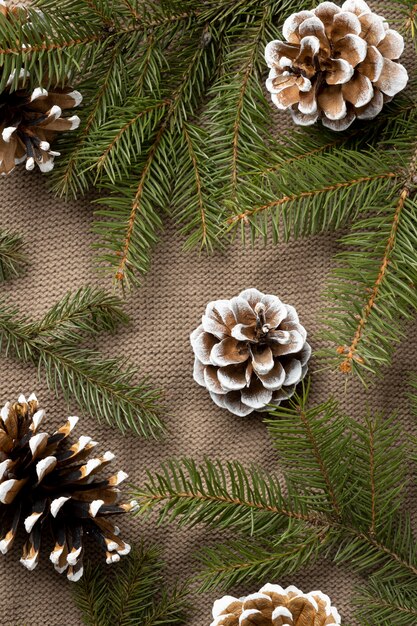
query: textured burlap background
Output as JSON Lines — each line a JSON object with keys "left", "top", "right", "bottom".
{"left": 0, "top": 3, "right": 416, "bottom": 625}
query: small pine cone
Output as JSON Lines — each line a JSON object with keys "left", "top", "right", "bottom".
{"left": 0, "top": 70, "right": 82, "bottom": 175}
{"left": 0, "top": 394, "right": 136, "bottom": 581}
{"left": 190, "top": 288, "right": 311, "bottom": 417}
{"left": 265, "top": 0, "right": 408, "bottom": 130}
{"left": 211, "top": 584, "right": 341, "bottom": 626}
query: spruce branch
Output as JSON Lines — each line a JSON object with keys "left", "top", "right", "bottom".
{"left": 133, "top": 385, "right": 417, "bottom": 617}
{"left": 173, "top": 122, "right": 223, "bottom": 251}
{"left": 73, "top": 545, "right": 188, "bottom": 626}
{"left": 356, "top": 579, "right": 417, "bottom": 626}
{"left": 0, "top": 229, "right": 26, "bottom": 282}
{"left": 14, "top": 0, "right": 309, "bottom": 287}
{"left": 321, "top": 136, "right": 417, "bottom": 381}
{"left": 0, "top": 288, "right": 164, "bottom": 437}
{"left": 227, "top": 172, "right": 397, "bottom": 228}
{"left": 32, "top": 286, "right": 129, "bottom": 343}
{"left": 264, "top": 382, "right": 351, "bottom": 518}
{"left": 336, "top": 147, "right": 417, "bottom": 375}
{"left": 55, "top": 44, "right": 131, "bottom": 196}
{"left": 197, "top": 532, "right": 325, "bottom": 592}
{"left": 110, "top": 26, "right": 215, "bottom": 285}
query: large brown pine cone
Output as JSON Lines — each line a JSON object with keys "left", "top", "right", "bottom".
{"left": 211, "top": 584, "right": 341, "bottom": 626}
{"left": 0, "top": 394, "right": 136, "bottom": 581}
{"left": 265, "top": 0, "right": 408, "bottom": 130}
{"left": 190, "top": 289, "right": 311, "bottom": 416}
{"left": 0, "top": 72, "right": 82, "bottom": 174}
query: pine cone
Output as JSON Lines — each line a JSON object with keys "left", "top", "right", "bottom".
{"left": 265, "top": 0, "right": 408, "bottom": 130}
{"left": 190, "top": 288, "right": 311, "bottom": 417}
{"left": 0, "top": 394, "right": 136, "bottom": 581}
{"left": 211, "top": 584, "right": 341, "bottom": 626}
{"left": 0, "top": 71, "right": 82, "bottom": 175}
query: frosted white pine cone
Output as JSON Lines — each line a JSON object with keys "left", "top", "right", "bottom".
{"left": 265, "top": 0, "right": 408, "bottom": 130}
{"left": 190, "top": 288, "right": 311, "bottom": 416}
{"left": 211, "top": 584, "right": 341, "bottom": 626}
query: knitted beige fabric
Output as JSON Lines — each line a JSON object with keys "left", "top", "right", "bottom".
{"left": 0, "top": 3, "right": 415, "bottom": 626}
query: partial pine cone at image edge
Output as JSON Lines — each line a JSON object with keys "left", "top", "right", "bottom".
{"left": 211, "top": 584, "right": 341, "bottom": 626}
{"left": 0, "top": 1, "right": 82, "bottom": 174}
{"left": 265, "top": 0, "right": 408, "bottom": 130}
{"left": 190, "top": 288, "right": 311, "bottom": 416}
{"left": 0, "top": 394, "right": 137, "bottom": 580}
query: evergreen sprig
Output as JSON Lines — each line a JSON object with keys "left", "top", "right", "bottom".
{"left": 73, "top": 545, "right": 188, "bottom": 626}
{"left": 133, "top": 382, "right": 417, "bottom": 624}
{"left": 2, "top": 0, "right": 416, "bottom": 381}
{"left": 0, "top": 229, "right": 26, "bottom": 282}
{"left": 0, "top": 287, "right": 164, "bottom": 437}
{"left": 356, "top": 579, "right": 417, "bottom": 626}
{"left": 0, "top": 0, "right": 311, "bottom": 287}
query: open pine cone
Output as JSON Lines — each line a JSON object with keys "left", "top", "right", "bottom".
{"left": 190, "top": 288, "right": 311, "bottom": 416}
{"left": 0, "top": 70, "right": 82, "bottom": 174}
{"left": 211, "top": 584, "right": 341, "bottom": 626}
{"left": 0, "top": 394, "right": 136, "bottom": 581}
{"left": 265, "top": 0, "right": 408, "bottom": 130}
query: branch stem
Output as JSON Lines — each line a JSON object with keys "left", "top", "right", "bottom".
{"left": 339, "top": 149, "right": 417, "bottom": 373}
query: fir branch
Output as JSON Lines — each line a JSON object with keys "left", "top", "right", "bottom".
{"left": 197, "top": 532, "right": 324, "bottom": 591}
{"left": 0, "top": 289, "right": 164, "bottom": 437}
{"left": 55, "top": 44, "right": 130, "bottom": 196}
{"left": 36, "top": 344, "right": 163, "bottom": 437}
{"left": 73, "top": 545, "right": 188, "bottom": 626}
{"left": 91, "top": 98, "right": 170, "bottom": 183}
{"left": 179, "top": 124, "right": 210, "bottom": 248}
{"left": 94, "top": 23, "right": 218, "bottom": 286}
{"left": 223, "top": 142, "right": 400, "bottom": 245}
{"left": 227, "top": 172, "right": 397, "bottom": 228}
{"left": 229, "top": 7, "right": 269, "bottom": 199}
{"left": 356, "top": 579, "right": 417, "bottom": 626}
{"left": 337, "top": 173, "right": 414, "bottom": 375}
{"left": 172, "top": 122, "right": 223, "bottom": 251}
{"left": 321, "top": 141, "right": 417, "bottom": 380}
{"left": 265, "top": 383, "right": 351, "bottom": 518}
{"left": 112, "top": 29, "right": 213, "bottom": 284}
{"left": 348, "top": 414, "right": 406, "bottom": 536}
{"left": 134, "top": 458, "right": 327, "bottom": 534}
{"left": 32, "top": 286, "right": 129, "bottom": 343}
{"left": 133, "top": 386, "right": 417, "bottom": 596}
{"left": 0, "top": 229, "right": 26, "bottom": 282}
{"left": 73, "top": 561, "right": 109, "bottom": 626}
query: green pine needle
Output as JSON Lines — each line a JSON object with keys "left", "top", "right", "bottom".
{"left": 0, "top": 230, "right": 26, "bottom": 282}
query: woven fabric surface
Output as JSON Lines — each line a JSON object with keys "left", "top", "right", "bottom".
{"left": 0, "top": 2, "right": 416, "bottom": 625}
